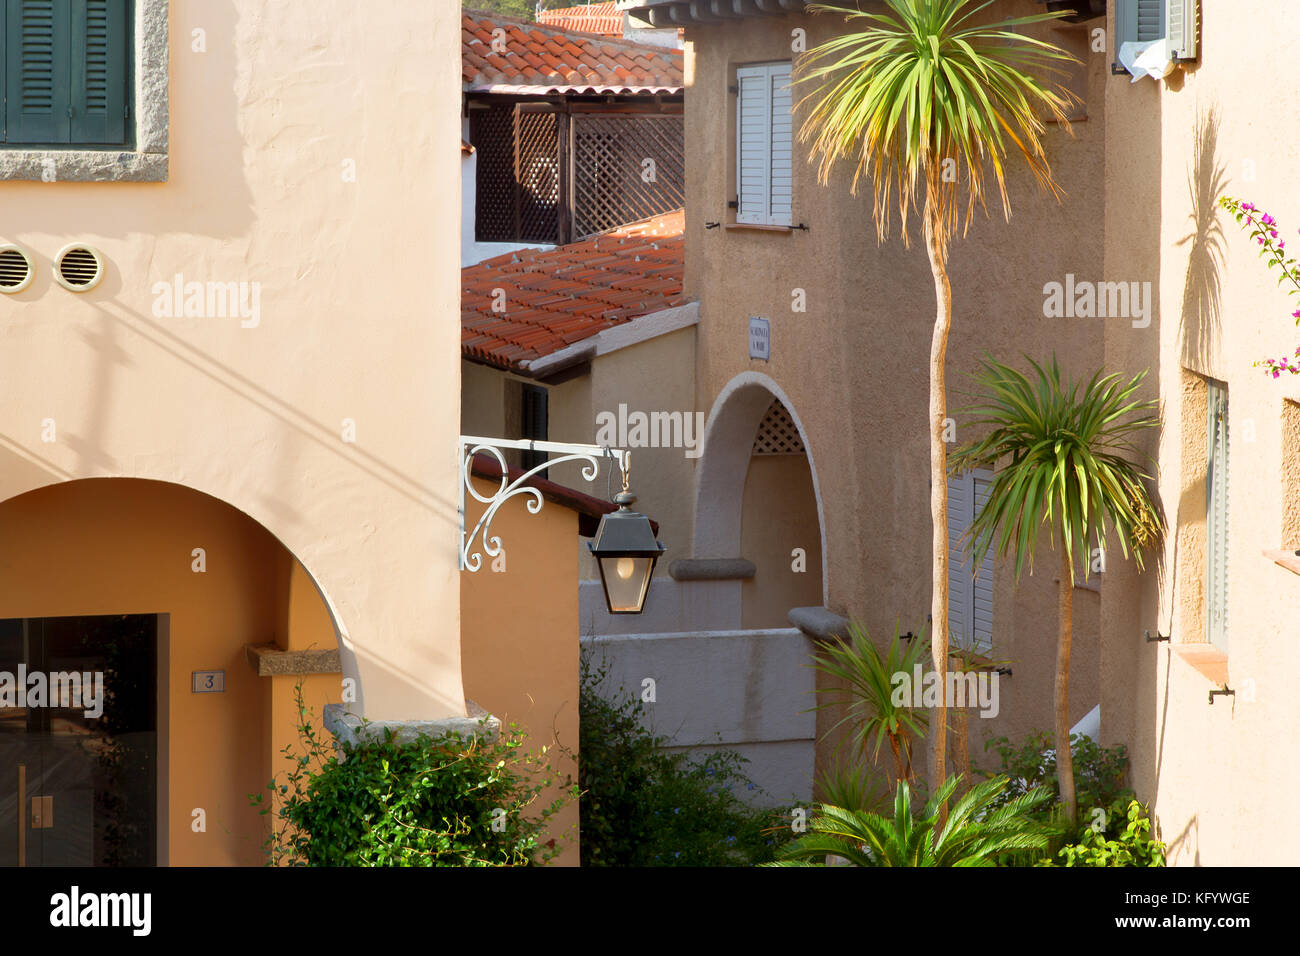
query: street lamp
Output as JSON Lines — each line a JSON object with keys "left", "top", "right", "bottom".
{"left": 459, "top": 436, "right": 665, "bottom": 613}
{"left": 588, "top": 491, "right": 666, "bottom": 614}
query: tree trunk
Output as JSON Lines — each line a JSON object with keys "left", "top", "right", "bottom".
{"left": 1056, "top": 545, "right": 1078, "bottom": 822}
{"left": 950, "top": 702, "right": 970, "bottom": 799}
{"left": 924, "top": 205, "right": 953, "bottom": 820}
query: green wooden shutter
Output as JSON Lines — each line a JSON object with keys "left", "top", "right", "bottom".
{"left": 70, "top": 0, "right": 129, "bottom": 145}
{"left": 1206, "top": 381, "right": 1229, "bottom": 651}
{"left": 4, "top": 0, "right": 72, "bottom": 144}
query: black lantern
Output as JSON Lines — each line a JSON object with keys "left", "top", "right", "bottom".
{"left": 588, "top": 491, "right": 666, "bottom": 614}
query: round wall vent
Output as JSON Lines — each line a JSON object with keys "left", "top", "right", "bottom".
{"left": 54, "top": 244, "right": 105, "bottom": 292}
{"left": 0, "top": 244, "right": 35, "bottom": 294}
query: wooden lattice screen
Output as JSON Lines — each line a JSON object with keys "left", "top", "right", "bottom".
{"left": 515, "top": 107, "right": 560, "bottom": 244}
{"left": 472, "top": 104, "right": 561, "bottom": 245}
{"left": 471, "top": 104, "right": 519, "bottom": 243}
{"left": 571, "top": 113, "right": 685, "bottom": 240}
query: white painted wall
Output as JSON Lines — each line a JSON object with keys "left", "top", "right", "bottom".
{"left": 582, "top": 627, "right": 816, "bottom": 804}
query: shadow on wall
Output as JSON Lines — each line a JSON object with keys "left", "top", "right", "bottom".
{"left": 1176, "top": 105, "right": 1228, "bottom": 373}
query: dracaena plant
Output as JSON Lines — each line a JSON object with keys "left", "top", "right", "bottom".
{"left": 1220, "top": 196, "right": 1300, "bottom": 377}
{"left": 811, "top": 620, "right": 931, "bottom": 789}
{"left": 948, "top": 355, "right": 1163, "bottom": 822}
{"left": 798, "top": 0, "right": 1078, "bottom": 803}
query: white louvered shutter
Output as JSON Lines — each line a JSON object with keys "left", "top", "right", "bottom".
{"left": 1206, "top": 382, "right": 1229, "bottom": 651}
{"left": 767, "top": 63, "right": 793, "bottom": 227}
{"left": 736, "top": 66, "right": 771, "bottom": 225}
{"left": 971, "top": 475, "right": 994, "bottom": 651}
{"left": 1136, "top": 0, "right": 1165, "bottom": 41}
{"left": 947, "top": 474, "right": 972, "bottom": 648}
{"left": 948, "top": 471, "right": 994, "bottom": 652}
{"left": 736, "top": 62, "right": 793, "bottom": 226}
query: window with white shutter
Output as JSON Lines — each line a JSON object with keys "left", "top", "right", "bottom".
{"left": 735, "top": 62, "right": 793, "bottom": 227}
{"left": 1113, "top": 0, "right": 1199, "bottom": 69}
{"left": 948, "top": 469, "right": 994, "bottom": 652}
{"left": 1206, "top": 381, "right": 1228, "bottom": 651}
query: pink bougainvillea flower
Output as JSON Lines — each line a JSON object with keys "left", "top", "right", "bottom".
{"left": 1262, "top": 213, "right": 1276, "bottom": 226}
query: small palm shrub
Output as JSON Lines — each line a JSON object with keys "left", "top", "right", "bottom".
{"left": 769, "top": 774, "right": 1054, "bottom": 867}
{"left": 811, "top": 621, "right": 931, "bottom": 788}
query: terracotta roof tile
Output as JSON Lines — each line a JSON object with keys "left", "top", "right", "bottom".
{"left": 462, "top": 210, "right": 685, "bottom": 372}
{"left": 536, "top": 2, "right": 625, "bottom": 38}
{"left": 462, "top": 10, "right": 682, "bottom": 95}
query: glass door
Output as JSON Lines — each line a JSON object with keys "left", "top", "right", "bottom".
{"left": 0, "top": 615, "right": 157, "bottom": 867}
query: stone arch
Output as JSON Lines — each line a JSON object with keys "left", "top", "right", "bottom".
{"left": 694, "top": 371, "right": 828, "bottom": 611}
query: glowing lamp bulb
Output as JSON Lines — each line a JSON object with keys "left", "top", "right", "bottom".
{"left": 616, "top": 557, "right": 636, "bottom": 580}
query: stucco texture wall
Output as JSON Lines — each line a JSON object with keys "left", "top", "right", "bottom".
{"left": 460, "top": 476, "right": 580, "bottom": 864}
{"left": 0, "top": 2, "right": 465, "bottom": 722}
{"left": 684, "top": 2, "right": 1108, "bottom": 762}
{"left": 0, "top": 478, "right": 339, "bottom": 866}
{"left": 1102, "top": 0, "right": 1300, "bottom": 865}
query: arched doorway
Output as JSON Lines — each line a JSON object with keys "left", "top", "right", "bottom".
{"left": 694, "top": 372, "right": 825, "bottom": 628}
{"left": 0, "top": 478, "right": 341, "bottom": 867}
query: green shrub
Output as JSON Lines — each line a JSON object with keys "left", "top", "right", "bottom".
{"left": 984, "top": 729, "right": 1168, "bottom": 865}
{"left": 1038, "top": 799, "right": 1166, "bottom": 867}
{"left": 985, "top": 730, "right": 1131, "bottom": 831}
{"left": 579, "top": 652, "right": 792, "bottom": 866}
{"left": 252, "top": 684, "right": 573, "bottom": 866}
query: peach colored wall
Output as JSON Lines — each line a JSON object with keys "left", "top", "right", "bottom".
{"left": 460, "top": 476, "right": 580, "bottom": 864}
{"left": 1101, "top": 0, "right": 1300, "bottom": 865}
{"left": 683, "top": 2, "right": 1107, "bottom": 763}
{"left": 0, "top": 2, "right": 464, "bottom": 723}
{"left": 740, "top": 453, "right": 822, "bottom": 629}
{"left": 0, "top": 478, "right": 338, "bottom": 866}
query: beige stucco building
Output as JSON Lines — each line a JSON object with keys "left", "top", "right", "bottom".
{"left": 0, "top": 1, "right": 465, "bottom": 865}
{"left": 1100, "top": 0, "right": 1300, "bottom": 866}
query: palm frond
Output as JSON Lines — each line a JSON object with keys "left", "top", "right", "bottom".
{"left": 798, "top": 0, "right": 1078, "bottom": 250}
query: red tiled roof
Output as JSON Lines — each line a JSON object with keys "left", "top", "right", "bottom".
{"left": 462, "top": 210, "right": 685, "bottom": 372}
{"left": 462, "top": 11, "right": 683, "bottom": 95}
{"left": 538, "top": 2, "right": 623, "bottom": 36}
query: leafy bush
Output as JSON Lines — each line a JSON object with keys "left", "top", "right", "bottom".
{"left": 985, "top": 730, "right": 1131, "bottom": 829}
{"left": 253, "top": 684, "right": 573, "bottom": 866}
{"left": 579, "top": 652, "right": 791, "bottom": 866}
{"left": 1038, "top": 799, "right": 1166, "bottom": 867}
{"left": 984, "top": 729, "right": 1168, "bottom": 865}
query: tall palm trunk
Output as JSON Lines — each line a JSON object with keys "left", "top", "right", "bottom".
{"left": 1056, "top": 544, "right": 1078, "bottom": 822}
{"left": 950, "top": 702, "right": 971, "bottom": 798}
{"left": 924, "top": 180, "right": 953, "bottom": 817}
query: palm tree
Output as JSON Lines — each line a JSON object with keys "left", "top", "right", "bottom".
{"left": 797, "top": 0, "right": 1077, "bottom": 803}
{"left": 949, "top": 356, "right": 1163, "bottom": 821}
{"left": 811, "top": 620, "right": 931, "bottom": 790}
{"left": 769, "top": 774, "right": 1053, "bottom": 866}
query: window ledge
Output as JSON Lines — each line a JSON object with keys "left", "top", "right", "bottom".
{"left": 1263, "top": 548, "right": 1300, "bottom": 577}
{"left": 724, "top": 222, "right": 795, "bottom": 233}
{"left": 0, "top": 149, "right": 167, "bottom": 183}
{"left": 1171, "top": 643, "right": 1229, "bottom": 686}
